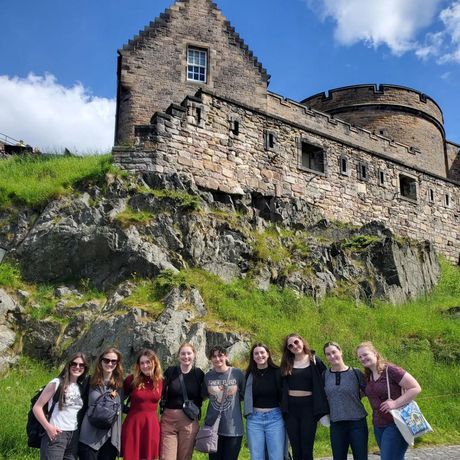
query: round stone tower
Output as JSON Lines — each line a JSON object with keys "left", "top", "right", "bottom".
{"left": 302, "top": 84, "right": 446, "bottom": 177}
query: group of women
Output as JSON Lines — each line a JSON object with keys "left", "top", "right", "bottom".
{"left": 33, "top": 336, "right": 422, "bottom": 460}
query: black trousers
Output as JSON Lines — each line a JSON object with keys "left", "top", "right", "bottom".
{"left": 208, "top": 435, "right": 242, "bottom": 460}
{"left": 284, "top": 396, "right": 316, "bottom": 460}
{"left": 78, "top": 440, "right": 118, "bottom": 460}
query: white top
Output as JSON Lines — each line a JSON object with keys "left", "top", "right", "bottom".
{"left": 48, "top": 378, "right": 83, "bottom": 431}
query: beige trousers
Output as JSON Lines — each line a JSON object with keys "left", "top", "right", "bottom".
{"left": 160, "top": 408, "right": 199, "bottom": 460}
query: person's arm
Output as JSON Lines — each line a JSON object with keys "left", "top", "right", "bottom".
{"left": 380, "top": 372, "right": 421, "bottom": 412}
{"left": 32, "top": 381, "right": 61, "bottom": 441}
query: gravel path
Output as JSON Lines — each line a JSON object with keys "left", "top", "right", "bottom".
{"left": 317, "top": 445, "right": 460, "bottom": 459}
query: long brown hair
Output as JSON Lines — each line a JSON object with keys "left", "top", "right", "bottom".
{"left": 356, "top": 341, "right": 389, "bottom": 381}
{"left": 245, "top": 342, "right": 279, "bottom": 377}
{"left": 58, "top": 352, "right": 89, "bottom": 410}
{"left": 280, "top": 333, "right": 313, "bottom": 376}
{"left": 132, "top": 349, "right": 162, "bottom": 390}
{"left": 90, "top": 348, "right": 124, "bottom": 389}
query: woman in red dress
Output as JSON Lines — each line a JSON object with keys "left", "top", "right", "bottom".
{"left": 122, "top": 349, "right": 163, "bottom": 460}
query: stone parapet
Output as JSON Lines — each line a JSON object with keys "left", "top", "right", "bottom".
{"left": 113, "top": 91, "right": 460, "bottom": 263}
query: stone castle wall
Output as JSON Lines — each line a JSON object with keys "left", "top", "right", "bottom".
{"left": 302, "top": 85, "right": 446, "bottom": 176}
{"left": 447, "top": 141, "right": 460, "bottom": 181}
{"left": 113, "top": 91, "right": 460, "bottom": 263}
{"left": 115, "top": 0, "right": 268, "bottom": 145}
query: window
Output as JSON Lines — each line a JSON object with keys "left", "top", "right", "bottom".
{"left": 187, "top": 47, "right": 207, "bottom": 83}
{"left": 357, "top": 161, "right": 369, "bottom": 181}
{"left": 378, "top": 169, "right": 385, "bottom": 186}
{"left": 445, "top": 193, "right": 450, "bottom": 207}
{"left": 428, "top": 189, "right": 435, "bottom": 203}
{"left": 339, "top": 156, "right": 349, "bottom": 176}
{"left": 399, "top": 174, "right": 417, "bottom": 201}
{"left": 264, "top": 131, "right": 276, "bottom": 150}
{"left": 300, "top": 141, "right": 325, "bottom": 174}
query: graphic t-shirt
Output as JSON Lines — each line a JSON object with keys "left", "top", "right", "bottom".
{"left": 48, "top": 378, "right": 83, "bottom": 431}
{"left": 203, "top": 367, "right": 245, "bottom": 436}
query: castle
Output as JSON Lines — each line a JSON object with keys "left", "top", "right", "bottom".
{"left": 112, "top": 0, "right": 460, "bottom": 263}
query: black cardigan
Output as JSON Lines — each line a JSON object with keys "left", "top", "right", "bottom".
{"left": 280, "top": 355, "right": 330, "bottom": 421}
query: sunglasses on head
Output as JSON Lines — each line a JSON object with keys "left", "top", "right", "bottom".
{"left": 101, "top": 357, "right": 118, "bottom": 366}
{"left": 70, "top": 361, "right": 86, "bottom": 369}
{"left": 287, "top": 339, "right": 301, "bottom": 350}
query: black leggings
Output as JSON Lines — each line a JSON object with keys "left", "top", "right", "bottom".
{"left": 78, "top": 440, "right": 118, "bottom": 460}
{"left": 285, "top": 396, "right": 317, "bottom": 460}
{"left": 209, "top": 435, "right": 242, "bottom": 460}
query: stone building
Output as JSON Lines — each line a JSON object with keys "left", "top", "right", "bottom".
{"left": 113, "top": 0, "right": 460, "bottom": 263}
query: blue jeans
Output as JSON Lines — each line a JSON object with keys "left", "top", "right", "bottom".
{"left": 330, "top": 418, "right": 368, "bottom": 460}
{"left": 374, "top": 423, "right": 408, "bottom": 460}
{"left": 247, "top": 408, "right": 285, "bottom": 460}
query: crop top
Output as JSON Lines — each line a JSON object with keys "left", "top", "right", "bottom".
{"left": 287, "top": 366, "right": 313, "bottom": 391}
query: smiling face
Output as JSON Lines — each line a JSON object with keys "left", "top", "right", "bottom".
{"left": 139, "top": 355, "right": 154, "bottom": 377}
{"left": 286, "top": 336, "right": 304, "bottom": 356}
{"left": 357, "top": 346, "right": 377, "bottom": 369}
{"left": 101, "top": 352, "right": 118, "bottom": 376}
{"left": 69, "top": 357, "right": 86, "bottom": 381}
{"left": 324, "top": 345, "right": 343, "bottom": 367}
{"left": 253, "top": 346, "right": 269, "bottom": 368}
{"left": 210, "top": 351, "right": 228, "bottom": 371}
{"left": 179, "top": 346, "right": 195, "bottom": 368}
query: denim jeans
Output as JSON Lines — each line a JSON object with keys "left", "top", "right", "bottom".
{"left": 330, "top": 418, "right": 368, "bottom": 460}
{"left": 247, "top": 408, "right": 285, "bottom": 460}
{"left": 374, "top": 423, "right": 408, "bottom": 460}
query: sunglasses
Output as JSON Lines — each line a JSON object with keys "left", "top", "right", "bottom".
{"left": 70, "top": 362, "right": 86, "bottom": 369}
{"left": 101, "top": 358, "right": 118, "bottom": 366}
{"left": 287, "top": 339, "right": 301, "bottom": 350}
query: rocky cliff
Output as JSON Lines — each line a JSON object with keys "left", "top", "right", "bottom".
{"left": 0, "top": 171, "right": 441, "bottom": 371}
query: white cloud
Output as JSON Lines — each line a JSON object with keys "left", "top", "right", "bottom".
{"left": 0, "top": 73, "right": 115, "bottom": 153}
{"left": 438, "top": 1, "right": 460, "bottom": 63}
{"left": 309, "top": 0, "right": 442, "bottom": 55}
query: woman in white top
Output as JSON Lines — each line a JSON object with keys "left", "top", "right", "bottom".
{"left": 33, "top": 352, "right": 89, "bottom": 460}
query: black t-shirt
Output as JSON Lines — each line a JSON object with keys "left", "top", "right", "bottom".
{"left": 164, "top": 367, "right": 204, "bottom": 409}
{"left": 252, "top": 366, "right": 281, "bottom": 408}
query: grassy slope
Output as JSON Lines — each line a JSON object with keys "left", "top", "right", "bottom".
{"left": 0, "top": 155, "right": 458, "bottom": 458}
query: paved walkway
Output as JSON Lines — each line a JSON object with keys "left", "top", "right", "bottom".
{"left": 317, "top": 445, "right": 460, "bottom": 459}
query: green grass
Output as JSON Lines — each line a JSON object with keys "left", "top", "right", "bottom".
{"left": 1, "top": 262, "right": 459, "bottom": 458}
{"left": 0, "top": 154, "right": 113, "bottom": 209}
{"left": 115, "top": 206, "right": 154, "bottom": 227}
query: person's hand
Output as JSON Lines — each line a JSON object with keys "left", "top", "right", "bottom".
{"left": 379, "top": 399, "right": 397, "bottom": 413}
{"left": 45, "top": 425, "right": 62, "bottom": 442}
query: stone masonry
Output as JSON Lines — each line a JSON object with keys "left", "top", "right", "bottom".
{"left": 113, "top": 0, "right": 460, "bottom": 264}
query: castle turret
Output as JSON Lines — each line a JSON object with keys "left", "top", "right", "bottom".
{"left": 302, "top": 84, "right": 446, "bottom": 177}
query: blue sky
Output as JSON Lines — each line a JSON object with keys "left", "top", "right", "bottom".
{"left": 1, "top": 0, "right": 460, "bottom": 151}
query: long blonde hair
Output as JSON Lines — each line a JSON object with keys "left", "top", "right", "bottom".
{"left": 132, "top": 349, "right": 162, "bottom": 389}
{"left": 356, "top": 341, "right": 389, "bottom": 381}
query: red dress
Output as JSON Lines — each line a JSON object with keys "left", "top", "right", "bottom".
{"left": 122, "top": 374, "right": 163, "bottom": 460}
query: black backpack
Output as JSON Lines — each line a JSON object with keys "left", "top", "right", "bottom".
{"left": 87, "top": 389, "right": 120, "bottom": 429}
{"left": 26, "top": 383, "right": 61, "bottom": 448}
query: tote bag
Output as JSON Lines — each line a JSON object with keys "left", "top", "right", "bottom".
{"left": 386, "top": 367, "right": 433, "bottom": 446}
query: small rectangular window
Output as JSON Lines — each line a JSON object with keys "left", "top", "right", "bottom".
{"left": 445, "top": 193, "right": 450, "bottom": 207}
{"left": 264, "top": 131, "right": 277, "bottom": 150}
{"left": 428, "top": 189, "right": 435, "bottom": 203}
{"left": 358, "top": 161, "right": 369, "bottom": 181}
{"left": 378, "top": 170, "right": 385, "bottom": 186}
{"left": 339, "top": 156, "right": 349, "bottom": 175}
{"left": 399, "top": 174, "right": 417, "bottom": 201}
{"left": 300, "top": 141, "right": 325, "bottom": 174}
{"left": 187, "top": 47, "right": 207, "bottom": 83}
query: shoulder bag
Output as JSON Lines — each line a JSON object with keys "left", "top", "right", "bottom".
{"left": 179, "top": 372, "right": 201, "bottom": 421}
{"left": 386, "top": 367, "right": 433, "bottom": 446}
{"left": 195, "top": 368, "right": 232, "bottom": 453}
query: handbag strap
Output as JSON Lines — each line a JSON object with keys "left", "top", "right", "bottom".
{"left": 385, "top": 366, "right": 392, "bottom": 400}
{"left": 179, "top": 372, "right": 189, "bottom": 403}
{"left": 218, "top": 367, "right": 233, "bottom": 414}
